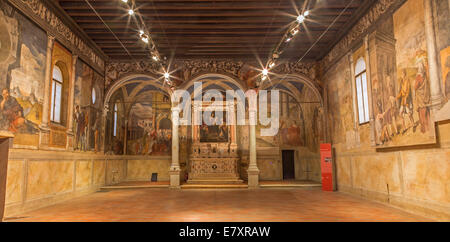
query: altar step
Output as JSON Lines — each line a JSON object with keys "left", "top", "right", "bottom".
{"left": 186, "top": 178, "right": 244, "bottom": 185}
{"left": 181, "top": 184, "right": 248, "bottom": 189}
{"left": 259, "top": 181, "right": 322, "bottom": 190}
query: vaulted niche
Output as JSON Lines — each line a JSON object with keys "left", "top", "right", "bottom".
{"left": 104, "top": 76, "right": 171, "bottom": 156}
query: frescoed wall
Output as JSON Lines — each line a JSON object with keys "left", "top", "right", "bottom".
{"left": 126, "top": 92, "right": 172, "bottom": 156}
{"left": 0, "top": 0, "right": 112, "bottom": 218}
{"left": 322, "top": 0, "right": 450, "bottom": 221}
{"left": 433, "top": 0, "right": 450, "bottom": 122}
{"left": 73, "top": 60, "right": 104, "bottom": 152}
{"left": 253, "top": 80, "right": 322, "bottom": 181}
{"left": 0, "top": 9, "right": 46, "bottom": 147}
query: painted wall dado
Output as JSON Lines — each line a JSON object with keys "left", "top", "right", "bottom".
{"left": 323, "top": 0, "right": 449, "bottom": 221}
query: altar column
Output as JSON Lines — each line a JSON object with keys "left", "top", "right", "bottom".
{"left": 247, "top": 107, "right": 259, "bottom": 188}
{"left": 169, "top": 106, "right": 181, "bottom": 188}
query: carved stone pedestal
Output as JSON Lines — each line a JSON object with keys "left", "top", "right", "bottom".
{"left": 169, "top": 169, "right": 181, "bottom": 188}
{"left": 247, "top": 169, "right": 260, "bottom": 188}
{"left": 188, "top": 142, "right": 242, "bottom": 184}
{"left": 188, "top": 157, "right": 243, "bottom": 184}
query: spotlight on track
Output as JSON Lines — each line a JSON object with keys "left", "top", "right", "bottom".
{"left": 141, "top": 34, "right": 149, "bottom": 43}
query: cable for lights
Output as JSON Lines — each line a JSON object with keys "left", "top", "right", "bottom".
{"left": 84, "top": 0, "right": 136, "bottom": 61}
{"left": 269, "top": 0, "right": 356, "bottom": 90}
{"left": 294, "top": 0, "right": 356, "bottom": 65}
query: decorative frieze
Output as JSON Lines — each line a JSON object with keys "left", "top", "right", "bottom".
{"left": 105, "top": 60, "right": 163, "bottom": 88}
{"left": 322, "top": 0, "right": 404, "bottom": 71}
{"left": 105, "top": 59, "right": 318, "bottom": 91}
{"left": 271, "top": 61, "right": 317, "bottom": 79}
{"left": 179, "top": 59, "right": 244, "bottom": 82}
{"left": 7, "top": 0, "right": 105, "bottom": 73}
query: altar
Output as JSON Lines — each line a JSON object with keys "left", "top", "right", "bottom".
{"left": 187, "top": 101, "right": 243, "bottom": 184}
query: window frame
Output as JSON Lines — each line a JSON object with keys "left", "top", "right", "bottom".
{"left": 354, "top": 58, "right": 370, "bottom": 125}
{"left": 113, "top": 102, "right": 118, "bottom": 137}
{"left": 50, "top": 65, "right": 63, "bottom": 124}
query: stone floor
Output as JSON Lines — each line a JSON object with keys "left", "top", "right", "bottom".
{"left": 5, "top": 189, "right": 431, "bottom": 222}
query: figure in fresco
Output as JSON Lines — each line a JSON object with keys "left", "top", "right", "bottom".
{"left": 0, "top": 88, "right": 25, "bottom": 132}
{"left": 113, "top": 137, "right": 123, "bottom": 155}
{"left": 414, "top": 64, "right": 431, "bottom": 133}
{"left": 74, "top": 105, "right": 88, "bottom": 151}
{"left": 92, "top": 117, "right": 100, "bottom": 152}
{"left": 279, "top": 119, "right": 303, "bottom": 146}
{"left": 288, "top": 121, "right": 302, "bottom": 146}
{"left": 218, "top": 123, "right": 228, "bottom": 141}
{"left": 396, "top": 70, "right": 415, "bottom": 134}
{"left": 375, "top": 100, "right": 391, "bottom": 144}
{"left": 200, "top": 112, "right": 228, "bottom": 142}
{"left": 386, "top": 95, "right": 399, "bottom": 136}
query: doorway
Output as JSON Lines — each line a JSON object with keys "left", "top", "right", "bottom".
{"left": 282, "top": 150, "right": 295, "bottom": 180}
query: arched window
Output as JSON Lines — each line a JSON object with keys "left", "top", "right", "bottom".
{"left": 50, "top": 65, "right": 63, "bottom": 123}
{"left": 113, "top": 102, "right": 118, "bottom": 137}
{"left": 355, "top": 58, "right": 369, "bottom": 124}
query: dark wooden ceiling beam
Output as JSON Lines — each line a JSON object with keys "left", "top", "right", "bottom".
{"left": 59, "top": 4, "right": 360, "bottom": 11}
{"left": 63, "top": 9, "right": 355, "bottom": 17}
{"left": 72, "top": 17, "right": 350, "bottom": 24}
{"left": 56, "top": 0, "right": 365, "bottom": 60}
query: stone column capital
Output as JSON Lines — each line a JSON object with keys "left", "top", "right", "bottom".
{"left": 72, "top": 54, "right": 78, "bottom": 63}
{"left": 47, "top": 34, "right": 55, "bottom": 42}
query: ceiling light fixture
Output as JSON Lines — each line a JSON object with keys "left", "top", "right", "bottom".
{"left": 128, "top": 9, "right": 134, "bottom": 15}
{"left": 268, "top": 61, "right": 275, "bottom": 68}
{"left": 141, "top": 34, "right": 149, "bottom": 43}
{"left": 121, "top": 0, "right": 128, "bottom": 3}
{"left": 304, "top": 10, "right": 310, "bottom": 17}
{"left": 296, "top": 15, "right": 305, "bottom": 23}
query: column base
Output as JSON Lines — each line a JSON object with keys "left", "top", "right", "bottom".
{"left": 38, "top": 127, "right": 50, "bottom": 149}
{"left": 169, "top": 169, "right": 181, "bottom": 188}
{"left": 247, "top": 169, "right": 260, "bottom": 188}
{"left": 66, "top": 131, "right": 74, "bottom": 151}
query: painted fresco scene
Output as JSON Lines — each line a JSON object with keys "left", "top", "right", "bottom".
{"left": 0, "top": 10, "right": 46, "bottom": 147}
{"left": 200, "top": 111, "right": 229, "bottom": 143}
{"left": 73, "top": 60, "right": 104, "bottom": 152}
{"left": 126, "top": 92, "right": 172, "bottom": 155}
{"left": 256, "top": 87, "right": 322, "bottom": 153}
{"left": 372, "top": 0, "right": 435, "bottom": 148}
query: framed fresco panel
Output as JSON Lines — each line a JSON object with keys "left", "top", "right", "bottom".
{"left": 372, "top": 0, "right": 436, "bottom": 148}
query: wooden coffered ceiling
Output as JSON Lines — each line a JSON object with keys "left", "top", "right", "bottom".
{"left": 54, "top": 0, "right": 375, "bottom": 61}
